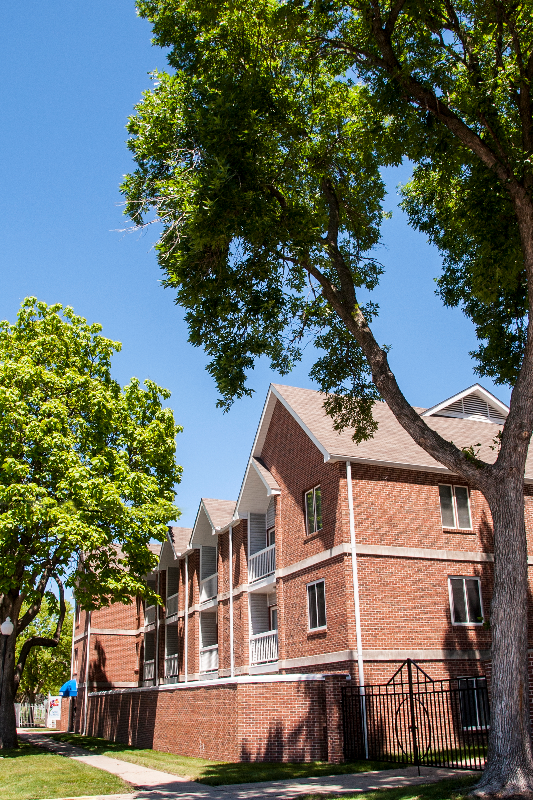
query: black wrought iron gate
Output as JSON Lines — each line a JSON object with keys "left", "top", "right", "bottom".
{"left": 342, "top": 660, "right": 489, "bottom": 770}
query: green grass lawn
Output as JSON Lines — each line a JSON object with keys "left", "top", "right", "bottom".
{"left": 301, "top": 776, "right": 478, "bottom": 800}
{"left": 50, "top": 732, "right": 407, "bottom": 785}
{"left": 1, "top": 741, "right": 132, "bottom": 800}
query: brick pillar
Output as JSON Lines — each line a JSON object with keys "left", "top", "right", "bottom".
{"left": 324, "top": 673, "right": 348, "bottom": 763}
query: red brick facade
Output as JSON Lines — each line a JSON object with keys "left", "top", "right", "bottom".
{"left": 70, "top": 384, "right": 532, "bottom": 761}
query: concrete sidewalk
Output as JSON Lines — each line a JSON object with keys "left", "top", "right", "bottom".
{"left": 20, "top": 732, "right": 473, "bottom": 800}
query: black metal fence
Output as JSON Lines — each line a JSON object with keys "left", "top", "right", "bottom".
{"left": 342, "top": 660, "right": 489, "bottom": 770}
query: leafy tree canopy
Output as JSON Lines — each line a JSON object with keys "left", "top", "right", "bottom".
{"left": 123, "top": 0, "right": 531, "bottom": 432}
{"left": 0, "top": 297, "right": 181, "bottom": 629}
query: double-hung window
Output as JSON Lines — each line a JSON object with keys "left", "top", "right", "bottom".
{"left": 439, "top": 485, "right": 472, "bottom": 529}
{"left": 307, "top": 579, "right": 326, "bottom": 630}
{"left": 448, "top": 576, "right": 483, "bottom": 624}
{"left": 305, "top": 486, "right": 322, "bottom": 535}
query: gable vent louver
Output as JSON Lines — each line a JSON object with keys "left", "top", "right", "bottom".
{"left": 435, "top": 395, "right": 506, "bottom": 424}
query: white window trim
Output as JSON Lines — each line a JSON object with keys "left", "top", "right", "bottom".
{"left": 307, "top": 579, "right": 327, "bottom": 631}
{"left": 448, "top": 576, "right": 484, "bottom": 626}
{"left": 439, "top": 484, "right": 473, "bottom": 530}
{"left": 305, "top": 485, "right": 322, "bottom": 536}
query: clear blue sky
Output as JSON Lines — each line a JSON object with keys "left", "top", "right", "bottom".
{"left": 0, "top": 1, "right": 511, "bottom": 529}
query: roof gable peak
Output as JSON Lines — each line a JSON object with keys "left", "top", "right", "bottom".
{"left": 421, "top": 384, "right": 508, "bottom": 424}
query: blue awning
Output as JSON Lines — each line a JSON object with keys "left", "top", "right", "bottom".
{"left": 59, "top": 679, "right": 77, "bottom": 697}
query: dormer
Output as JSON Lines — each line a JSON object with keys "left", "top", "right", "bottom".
{"left": 421, "top": 384, "right": 508, "bottom": 425}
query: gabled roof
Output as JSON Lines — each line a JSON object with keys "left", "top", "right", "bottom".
{"left": 248, "top": 383, "right": 531, "bottom": 480}
{"left": 421, "top": 384, "right": 508, "bottom": 424}
{"left": 252, "top": 458, "right": 280, "bottom": 495}
{"left": 202, "top": 498, "right": 237, "bottom": 531}
{"left": 168, "top": 526, "right": 193, "bottom": 556}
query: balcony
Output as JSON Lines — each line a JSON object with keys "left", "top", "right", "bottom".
{"left": 166, "top": 593, "right": 179, "bottom": 618}
{"left": 248, "top": 544, "right": 275, "bottom": 584}
{"left": 199, "top": 573, "right": 218, "bottom": 604}
{"left": 143, "top": 659, "right": 155, "bottom": 681}
{"left": 199, "top": 644, "right": 219, "bottom": 673}
{"left": 250, "top": 630, "right": 278, "bottom": 665}
{"left": 144, "top": 605, "right": 156, "bottom": 627}
{"left": 165, "top": 654, "right": 179, "bottom": 680}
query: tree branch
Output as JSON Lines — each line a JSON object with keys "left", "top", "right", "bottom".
{"left": 16, "top": 568, "right": 52, "bottom": 636}
{"left": 302, "top": 255, "right": 495, "bottom": 489}
{"left": 14, "top": 576, "right": 66, "bottom": 692}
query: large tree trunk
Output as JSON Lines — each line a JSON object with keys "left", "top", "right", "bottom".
{"left": 475, "top": 477, "right": 533, "bottom": 795}
{"left": 0, "top": 631, "right": 18, "bottom": 749}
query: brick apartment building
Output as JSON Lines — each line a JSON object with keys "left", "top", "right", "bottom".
{"left": 67, "top": 382, "right": 533, "bottom": 762}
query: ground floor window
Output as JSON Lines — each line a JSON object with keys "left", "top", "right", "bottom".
{"left": 307, "top": 579, "right": 326, "bottom": 630}
{"left": 458, "top": 676, "right": 489, "bottom": 730}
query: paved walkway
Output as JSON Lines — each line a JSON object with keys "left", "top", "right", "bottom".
{"left": 20, "top": 732, "right": 471, "bottom": 800}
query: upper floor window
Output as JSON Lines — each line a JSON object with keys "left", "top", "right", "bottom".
{"left": 305, "top": 486, "right": 322, "bottom": 535}
{"left": 449, "top": 576, "right": 483, "bottom": 625}
{"left": 439, "top": 485, "right": 472, "bottom": 530}
{"left": 307, "top": 579, "right": 326, "bottom": 630}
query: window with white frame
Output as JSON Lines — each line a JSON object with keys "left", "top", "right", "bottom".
{"left": 439, "top": 485, "right": 472, "bottom": 529}
{"left": 448, "top": 577, "right": 483, "bottom": 624}
{"left": 307, "top": 579, "right": 326, "bottom": 630}
{"left": 305, "top": 486, "right": 322, "bottom": 535}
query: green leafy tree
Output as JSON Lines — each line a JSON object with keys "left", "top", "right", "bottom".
{"left": 0, "top": 298, "right": 182, "bottom": 749}
{"left": 15, "top": 598, "right": 73, "bottom": 703}
{"left": 121, "top": 1, "right": 533, "bottom": 793}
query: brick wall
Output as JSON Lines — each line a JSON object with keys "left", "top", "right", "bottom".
{"left": 84, "top": 676, "right": 330, "bottom": 763}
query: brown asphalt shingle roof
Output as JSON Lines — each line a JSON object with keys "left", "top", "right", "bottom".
{"left": 271, "top": 384, "right": 532, "bottom": 479}
{"left": 168, "top": 526, "right": 193, "bottom": 555}
{"left": 202, "top": 498, "right": 237, "bottom": 530}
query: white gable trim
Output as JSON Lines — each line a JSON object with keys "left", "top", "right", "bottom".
{"left": 251, "top": 458, "right": 281, "bottom": 496}
{"left": 421, "top": 384, "right": 508, "bottom": 422}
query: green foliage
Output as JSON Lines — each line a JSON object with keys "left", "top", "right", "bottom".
{"left": 122, "top": 0, "right": 395, "bottom": 438}
{"left": 15, "top": 598, "right": 73, "bottom": 701}
{"left": 0, "top": 298, "right": 182, "bottom": 621}
{"left": 123, "top": 0, "right": 533, "bottom": 434}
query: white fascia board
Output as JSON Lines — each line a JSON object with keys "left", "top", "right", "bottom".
{"left": 269, "top": 385, "right": 331, "bottom": 462}
{"left": 215, "top": 516, "right": 245, "bottom": 535}
{"left": 421, "top": 383, "right": 509, "bottom": 418}
{"left": 331, "top": 453, "right": 533, "bottom": 484}
{"left": 251, "top": 458, "right": 281, "bottom": 497}
{"left": 329, "top": 454, "right": 451, "bottom": 474}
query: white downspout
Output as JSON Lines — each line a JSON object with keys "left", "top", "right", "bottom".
{"left": 184, "top": 554, "right": 189, "bottom": 684}
{"left": 229, "top": 525, "right": 235, "bottom": 678}
{"left": 346, "top": 460, "right": 368, "bottom": 758}
{"left": 155, "top": 573, "right": 160, "bottom": 687}
{"left": 82, "top": 610, "right": 91, "bottom": 736}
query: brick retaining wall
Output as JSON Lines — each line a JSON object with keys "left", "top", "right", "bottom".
{"left": 80, "top": 674, "right": 345, "bottom": 763}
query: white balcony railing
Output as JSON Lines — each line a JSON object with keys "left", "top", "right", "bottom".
{"left": 143, "top": 659, "right": 155, "bottom": 681}
{"left": 165, "top": 654, "right": 179, "bottom": 679}
{"left": 166, "top": 593, "right": 179, "bottom": 618}
{"left": 199, "top": 573, "right": 218, "bottom": 604}
{"left": 200, "top": 644, "right": 219, "bottom": 673}
{"left": 250, "top": 630, "right": 278, "bottom": 665}
{"left": 248, "top": 544, "right": 275, "bottom": 583}
{"left": 144, "top": 605, "right": 156, "bottom": 626}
